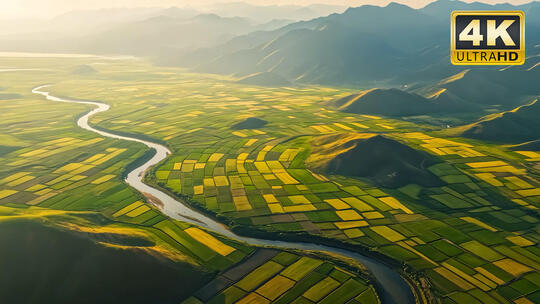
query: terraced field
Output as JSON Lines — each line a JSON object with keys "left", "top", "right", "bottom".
{"left": 1, "top": 55, "right": 539, "bottom": 303}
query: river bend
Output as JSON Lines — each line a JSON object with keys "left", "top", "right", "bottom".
{"left": 32, "top": 85, "right": 415, "bottom": 304}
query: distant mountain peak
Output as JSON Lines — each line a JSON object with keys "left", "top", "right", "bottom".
{"left": 385, "top": 2, "right": 415, "bottom": 9}
{"left": 193, "top": 13, "right": 222, "bottom": 20}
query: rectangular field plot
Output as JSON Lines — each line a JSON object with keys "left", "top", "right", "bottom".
{"left": 6, "top": 58, "right": 539, "bottom": 304}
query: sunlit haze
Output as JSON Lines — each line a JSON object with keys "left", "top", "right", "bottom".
{"left": 2, "top": 0, "right": 535, "bottom": 18}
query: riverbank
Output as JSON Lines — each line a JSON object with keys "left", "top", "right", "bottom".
{"left": 32, "top": 86, "right": 421, "bottom": 304}
{"left": 146, "top": 173, "right": 432, "bottom": 304}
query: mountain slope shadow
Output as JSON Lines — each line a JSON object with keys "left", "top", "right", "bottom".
{"left": 0, "top": 220, "right": 212, "bottom": 304}
{"left": 308, "top": 134, "right": 445, "bottom": 188}
{"left": 231, "top": 117, "right": 268, "bottom": 129}
{"left": 331, "top": 88, "right": 436, "bottom": 117}
{"left": 450, "top": 99, "right": 540, "bottom": 143}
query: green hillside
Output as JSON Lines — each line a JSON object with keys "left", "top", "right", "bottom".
{"left": 452, "top": 99, "right": 540, "bottom": 143}
{"left": 332, "top": 88, "right": 441, "bottom": 117}
{"left": 509, "top": 140, "right": 540, "bottom": 151}
{"left": 436, "top": 70, "right": 537, "bottom": 107}
{"left": 308, "top": 134, "right": 444, "bottom": 188}
{"left": 0, "top": 220, "right": 212, "bottom": 304}
{"left": 231, "top": 117, "right": 268, "bottom": 129}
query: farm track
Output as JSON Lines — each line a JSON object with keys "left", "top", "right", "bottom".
{"left": 32, "top": 85, "right": 416, "bottom": 304}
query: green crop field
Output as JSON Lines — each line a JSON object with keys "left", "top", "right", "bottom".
{"left": 1, "top": 55, "right": 539, "bottom": 304}
{"left": 0, "top": 56, "right": 380, "bottom": 304}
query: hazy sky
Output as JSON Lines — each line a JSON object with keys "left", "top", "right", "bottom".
{"left": 2, "top": 0, "right": 535, "bottom": 18}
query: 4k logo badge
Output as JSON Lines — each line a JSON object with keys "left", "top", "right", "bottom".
{"left": 451, "top": 11, "right": 525, "bottom": 65}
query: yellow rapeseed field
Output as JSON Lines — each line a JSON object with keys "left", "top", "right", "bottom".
{"left": 371, "top": 226, "right": 405, "bottom": 242}
{"left": 184, "top": 227, "right": 236, "bottom": 256}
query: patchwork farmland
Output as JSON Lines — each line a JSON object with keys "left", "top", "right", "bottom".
{"left": 0, "top": 56, "right": 539, "bottom": 303}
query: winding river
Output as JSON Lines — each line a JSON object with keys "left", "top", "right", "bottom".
{"left": 33, "top": 85, "right": 415, "bottom": 304}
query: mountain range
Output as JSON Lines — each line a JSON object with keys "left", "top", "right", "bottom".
{"left": 2, "top": 1, "right": 539, "bottom": 87}
{"left": 3, "top": 1, "right": 539, "bottom": 81}
{"left": 1, "top": 0, "right": 538, "bottom": 131}
{"left": 179, "top": 0, "right": 540, "bottom": 86}
{"left": 201, "top": 3, "right": 346, "bottom": 23}
{"left": 0, "top": 3, "right": 344, "bottom": 55}
{"left": 0, "top": 12, "right": 294, "bottom": 55}
{"left": 327, "top": 54, "right": 539, "bottom": 120}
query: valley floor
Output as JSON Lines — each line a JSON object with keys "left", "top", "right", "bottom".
{"left": 0, "top": 55, "right": 539, "bottom": 304}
